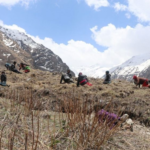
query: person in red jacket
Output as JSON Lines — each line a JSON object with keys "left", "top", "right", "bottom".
{"left": 77, "top": 72, "right": 92, "bottom": 87}
{"left": 133, "top": 75, "right": 150, "bottom": 88}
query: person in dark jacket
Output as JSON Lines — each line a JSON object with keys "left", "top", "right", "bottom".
{"left": 60, "top": 69, "right": 74, "bottom": 84}
{"left": 103, "top": 71, "right": 111, "bottom": 84}
{"left": 10, "top": 61, "right": 22, "bottom": 74}
{"left": 0, "top": 72, "right": 10, "bottom": 87}
{"left": 133, "top": 75, "right": 150, "bottom": 88}
{"left": 77, "top": 72, "right": 92, "bottom": 87}
{"left": 68, "top": 69, "right": 72, "bottom": 78}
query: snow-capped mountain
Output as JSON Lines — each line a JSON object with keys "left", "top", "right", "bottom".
{"left": 110, "top": 54, "right": 150, "bottom": 80}
{"left": 0, "top": 31, "right": 33, "bottom": 68}
{"left": 0, "top": 26, "right": 74, "bottom": 74}
{"left": 75, "top": 64, "right": 109, "bottom": 78}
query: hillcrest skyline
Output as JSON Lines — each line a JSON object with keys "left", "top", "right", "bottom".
{"left": 0, "top": 0, "right": 150, "bottom": 76}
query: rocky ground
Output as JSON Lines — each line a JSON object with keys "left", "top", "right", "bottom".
{"left": 0, "top": 68, "right": 150, "bottom": 149}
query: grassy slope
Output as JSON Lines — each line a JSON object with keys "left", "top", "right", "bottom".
{"left": 0, "top": 68, "right": 150, "bottom": 149}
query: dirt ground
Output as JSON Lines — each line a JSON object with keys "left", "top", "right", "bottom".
{"left": 0, "top": 68, "right": 150, "bottom": 149}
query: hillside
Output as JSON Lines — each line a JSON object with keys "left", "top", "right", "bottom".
{"left": 0, "top": 26, "right": 74, "bottom": 75}
{"left": 0, "top": 68, "right": 150, "bottom": 149}
{"left": 0, "top": 31, "right": 33, "bottom": 68}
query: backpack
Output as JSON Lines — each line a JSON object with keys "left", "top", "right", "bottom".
{"left": 25, "top": 66, "right": 30, "bottom": 70}
{"left": 5, "top": 63, "right": 11, "bottom": 70}
{"left": 63, "top": 74, "right": 70, "bottom": 80}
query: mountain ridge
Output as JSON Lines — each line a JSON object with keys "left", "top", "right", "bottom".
{"left": 110, "top": 53, "right": 150, "bottom": 80}
{"left": 0, "top": 26, "right": 74, "bottom": 75}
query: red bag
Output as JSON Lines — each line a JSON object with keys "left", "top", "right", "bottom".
{"left": 86, "top": 82, "right": 92, "bottom": 86}
{"left": 142, "top": 80, "right": 149, "bottom": 87}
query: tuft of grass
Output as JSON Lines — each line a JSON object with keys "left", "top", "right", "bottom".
{"left": 0, "top": 89, "right": 122, "bottom": 150}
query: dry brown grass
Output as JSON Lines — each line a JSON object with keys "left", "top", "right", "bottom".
{"left": 0, "top": 69, "right": 150, "bottom": 149}
{"left": 0, "top": 89, "right": 123, "bottom": 150}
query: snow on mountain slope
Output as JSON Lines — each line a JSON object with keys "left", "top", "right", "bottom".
{"left": 0, "top": 26, "right": 39, "bottom": 49}
{"left": 110, "top": 54, "right": 150, "bottom": 80}
{"left": 0, "top": 31, "right": 32, "bottom": 67}
{"left": 0, "top": 26, "right": 74, "bottom": 74}
{"left": 75, "top": 64, "right": 110, "bottom": 78}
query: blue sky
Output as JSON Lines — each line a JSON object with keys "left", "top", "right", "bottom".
{"left": 0, "top": 0, "right": 150, "bottom": 75}
{"left": 0, "top": 0, "right": 137, "bottom": 50}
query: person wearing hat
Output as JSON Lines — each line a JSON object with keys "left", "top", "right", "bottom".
{"left": 103, "top": 71, "right": 111, "bottom": 84}
{"left": 133, "top": 75, "right": 150, "bottom": 88}
{"left": 0, "top": 72, "right": 10, "bottom": 87}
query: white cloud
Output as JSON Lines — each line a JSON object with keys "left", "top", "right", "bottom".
{"left": 125, "top": 13, "right": 131, "bottom": 19}
{"left": 84, "top": 0, "right": 109, "bottom": 10}
{"left": 0, "top": 20, "right": 26, "bottom": 33}
{"left": 31, "top": 23, "right": 150, "bottom": 75}
{"left": 127, "top": 0, "right": 150, "bottom": 22}
{"left": 1, "top": 21, "right": 150, "bottom": 77}
{"left": 0, "top": 0, "right": 37, "bottom": 7}
{"left": 91, "top": 23, "right": 150, "bottom": 61}
{"left": 30, "top": 36, "right": 104, "bottom": 69}
{"left": 113, "top": 0, "right": 150, "bottom": 22}
{"left": 114, "top": 2, "right": 127, "bottom": 11}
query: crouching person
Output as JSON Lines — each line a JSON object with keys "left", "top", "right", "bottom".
{"left": 60, "top": 70, "right": 74, "bottom": 84}
{"left": 19, "top": 63, "right": 30, "bottom": 73}
{"left": 0, "top": 72, "right": 10, "bottom": 87}
{"left": 133, "top": 75, "right": 150, "bottom": 88}
{"left": 103, "top": 71, "right": 111, "bottom": 84}
{"left": 77, "top": 72, "right": 92, "bottom": 87}
{"left": 5, "top": 63, "right": 11, "bottom": 70}
{"left": 10, "top": 61, "right": 22, "bottom": 74}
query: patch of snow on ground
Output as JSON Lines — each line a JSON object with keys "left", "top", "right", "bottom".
{"left": 3, "top": 53, "right": 11, "bottom": 58}
{"left": 14, "top": 50, "right": 20, "bottom": 53}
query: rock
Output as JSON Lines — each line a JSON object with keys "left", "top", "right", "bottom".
{"left": 120, "top": 114, "right": 129, "bottom": 121}
{"left": 126, "top": 118, "right": 134, "bottom": 125}
{"left": 121, "top": 118, "right": 134, "bottom": 132}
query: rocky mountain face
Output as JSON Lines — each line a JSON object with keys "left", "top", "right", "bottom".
{"left": 0, "top": 31, "right": 32, "bottom": 68}
{"left": 110, "top": 54, "right": 150, "bottom": 80}
{"left": 0, "top": 26, "right": 74, "bottom": 75}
